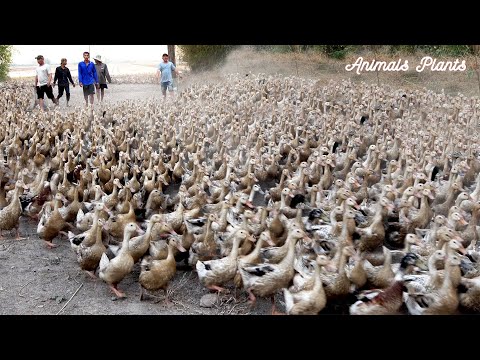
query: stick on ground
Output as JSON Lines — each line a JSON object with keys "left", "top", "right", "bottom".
{"left": 56, "top": 283, "right": 83, "bottom": 315}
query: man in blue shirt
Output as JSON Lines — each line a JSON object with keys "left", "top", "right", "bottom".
{"left": 156, "top": 53, "right": 182, "bottom": 98}
{"left": 78, "top": 51, "right": 99, "bottom": 107}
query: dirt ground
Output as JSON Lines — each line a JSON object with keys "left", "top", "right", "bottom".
{"left": 2, "top": 49, "right": 478, "bottom": 315}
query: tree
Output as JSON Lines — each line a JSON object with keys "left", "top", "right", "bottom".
{"left": 167, "top": 45, "right": 176, "bottom": 79}
{"left": 178, "top": 45, "right": 236, "bottom": 72}
{"left": 0, "top": 45, "right": 13, "bottom": 81}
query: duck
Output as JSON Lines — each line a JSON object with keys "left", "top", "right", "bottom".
{"left": 402, "top": 249, "right": 446, "bottom": 293}
{"left": 404, "top": 254, "right": 462, "bottom": 315}
{"left": 99, "top": 222, "right": 142, "bottom": 298}
{"left": 356, "top": 197, "right": 393, "bottom": 252}
{"left": 390, "top": 233, "right": 424, "bottom": 263}
{"left": 349, "top": 253, "right": 426, "bottom": 315}
{"left": 283, "top": 254, "right": 330, "bottom": 315}
{"left": 59, "top": 185, "right": 83, "bottom": 223}
{"left": 0, "top": 180, "right": 28, "bottom": 240}
{"left": 320, "top": 245, "right": 356, "bottom": 300}
{"left": 69, "top": 218, "right": 107, "bottom": 279}
{"left": 139, "top": 237, "right": 186, "bottom": 304}
{"left": 363, "top": 246, "right": 396, "bottom": 288}
{"left": 148, "top": 222, "right": 179, "bottom": 259}
{"left": 197, "top": 229, "right": 253, "bottom": 292}
{"left": 233, "top": 231, "right": 275, "bottom": 289}
{"left": 239, "top": 228, "right": 311, "bottom": 314}
{"left": 346, "top": 250, "right": 368, "bottom": 291}
{"left": 37, "top": 193, "right": 73, "bottom": 248}
{"left": 188, "top": 213, "right": 219, "bottom": 266}
{"left": 105, "top": 201, "right": 136, "bottom": 239}
{"left": 127, "top": 214, "right": 163, "bottom": 263}
{"left": 458, "top": 276, "right": 480, "bottom": 313}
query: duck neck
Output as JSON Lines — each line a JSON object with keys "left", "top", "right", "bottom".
{"left": 251, "top": 236, "right": 266, "bottom": 258}
{"left": 166, "top": 241, "right": 176, "bottom": 262}
{"left": 428, "top": 254, "right": 439, "bottom": 278}
{"left": 313, "top": 262, "right": 325, "bottom": 292}
{"left": 281, "top": 235, "right": 298, "bottom": 266}
{"left": 121, "top": 228, "right": 133, "bottom": 253}
{"left": 95, "top": 223, "right": 103, "bottom": 245}
{"left": 145, "top": 220, "right": 155, "bottom": 241}
{"left": 230, "top": 234, "right": 244, "bottom": 260}
{"left": 441, "top": 260, "right": 454, "bottom": 292}
{"left": 337, "top": 250, "right": 348, "bottom": 275}
{"left": 466, "top": 207, "right": 480, "bottom": 230}
{"left": 248, "top": 188, "right": 257, "bottom": 203}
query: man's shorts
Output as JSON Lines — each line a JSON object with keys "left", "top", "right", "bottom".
{"left": 82, "top": 83, "right": 96, "bottom": 96}
{"left": 36, "top": 84, "right": 55, "bottom": 100}
{"left": 161, "top": 81, "right": 173, "bottom": 91}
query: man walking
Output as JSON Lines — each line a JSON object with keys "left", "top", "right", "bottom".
{"left": 53, "top": 58, "right": 75, "bottom": 107}
{"left": 78, "top": 51, "right": 99, "bottom": 107}
{"left": 35, "top": 55, "right": 58, "bottom": 111}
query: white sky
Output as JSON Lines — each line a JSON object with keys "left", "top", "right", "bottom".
{"left": 12, "top": 45, "right": 168, "bottom": 65}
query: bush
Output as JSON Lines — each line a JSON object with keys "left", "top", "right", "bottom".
{"left": 0, "top": 45, "right": 13, "bottom": 82}
{"left": 178, "top": 45, "right": 237, "bottom": 72}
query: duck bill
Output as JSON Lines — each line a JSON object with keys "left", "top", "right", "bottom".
{"left": 176, "top": 243, "right": 187, "bottom": 252}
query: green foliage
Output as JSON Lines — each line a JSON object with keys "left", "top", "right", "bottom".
{"left": 178, "top": 45, "right": 237, "bottom": 72}
{"left": 419, "top": 45, "right": 472, "bottom": 56}
{"left": 389, "top": 45, "right": 472, "bottom": 56}
{"left": 0, "top": 45, "right": 13, "bottom": 81}
{"left": 389, "top": 45, "right": 418, "bottom": 54}
{"left": 254, "top": 44, "right": 474, "bottom": 59}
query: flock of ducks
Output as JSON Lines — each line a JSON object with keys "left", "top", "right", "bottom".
{"left": 1, "top": 74, "right": 480, "bottom": 315}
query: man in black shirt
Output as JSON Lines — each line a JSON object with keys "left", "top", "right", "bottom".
{"left": 53, "top": 58, "right": 75, "bottom": 106}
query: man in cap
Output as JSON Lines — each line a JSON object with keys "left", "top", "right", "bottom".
{"left": 93, "top": 54, "right": 112, "bottom": 102}
{"left": 34, "top": 55, "right": 58, "bottom": 111}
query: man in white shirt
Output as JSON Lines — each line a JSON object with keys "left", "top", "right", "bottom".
{"left": 34, "top": 55, "right": 58, "bottom": 111}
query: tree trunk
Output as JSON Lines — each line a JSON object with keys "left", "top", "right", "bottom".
{"left": 168, "top": 45, "right": 176, "bottom": 78}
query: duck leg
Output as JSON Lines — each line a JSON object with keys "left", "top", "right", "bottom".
{"left": 207, "top": 284, "right": 227, "bottom": 293}
{"left": 270, "top": 295, "right": 285, "bottom": 315}
{"left": 44, "top": 240, "right": 58, "bottom": 249}
{"left": 85, "top": 270, "right": 97, "bottom": 279}
{"left": 110, "top": 284, "right": 126, "bottom": 298}
{"left": 14, "top": 227, "right": 25, "bottom": 241}
{"left": 247, "top": 288, "right": 256, "bottom": 307}
{"left": 163, "top": 287, "right": 174, "bottom": 307}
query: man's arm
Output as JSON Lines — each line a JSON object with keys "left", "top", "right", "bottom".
{"left": 78, "top": 63, "right": 83, "bottom": 86}
{"left": 104, "top": 64, "right": 112, "bottom": 83}
{"left": 66, "top": 68, "right": 75, "bottom": 86}
{"left": 174, "top": 68, "right": 182, "bottom": 78}
{"left": 92, "top": 64, "right": 99, "bottom": 84}
{"left": 47, "top": 65, "right": 52, "bottom": 86}
{"left": 35, "top": 74, "right": 38, "bottom": 87}
{"left": 53, "top": 67, "right": 59, "bottom": 85}
{"left": 172, "top": 63, "right": 182, "bottom": 78}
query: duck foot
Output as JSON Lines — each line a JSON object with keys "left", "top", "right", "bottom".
{"left": 270, "top": 296, "right": 285, "bottom": 315}
{"left": 163, "top": 297, "right": 174, "bottom": 307}
{"left": 85, "top": 271, "right": 97, "bottom": 279}
{"left": 44, "top": 241, "right": 58, "bottom": 249}
{"left": 247, "top": 289, "right": 256, "bottom": 309}
{"left": 110, "top": 285, "right": 126, "bottom": 298}
{"left": 207, "top": 284, "right": 227, "bottom": 293}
